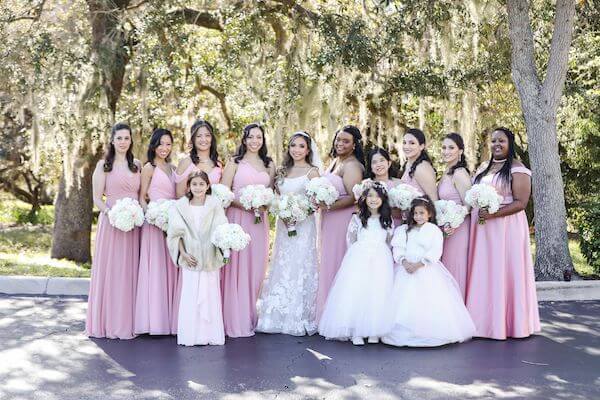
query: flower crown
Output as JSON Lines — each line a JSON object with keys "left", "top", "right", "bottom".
{"left": 352, "top": 179, "right": 388, "bottom": 199}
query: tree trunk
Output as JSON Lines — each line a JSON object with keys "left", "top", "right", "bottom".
{"left": 506, "top": 0, "right": 575, "bottom": 280}
{"left": 51, "top": 154, "right": 98, "bottom": 262}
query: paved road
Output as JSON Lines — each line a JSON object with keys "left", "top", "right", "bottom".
{"left": 0, "top": 296, "right": 598, "bottom": 400}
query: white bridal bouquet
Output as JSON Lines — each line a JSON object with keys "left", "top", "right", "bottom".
{"left": 210, "top": 184, "right": 235, "bottom": 208}
{"left": 145, "top": 199, "right": 175, "bottom": 232}
{"left": 239, "top": 184, "right": 275, "bottom": 223}
{"left": 211, "top": 223, "right": 251, "bottom": 264}
{"left": 269, "top": 193, "right": 313, "bottom": 237}
{"left": 107, "top": 197, "right": 145, "bottom": 232}
{"left": 434, "top": 199, "right": 469, "bottom": 236}
{"left": 464, "top": 183, "right": 503, "bottom": 224}
{"left": 388, "top": 184, "right": 422, "bottom": 211}
{"left": 305, "top": 177, "right": 339, "bottom": 208}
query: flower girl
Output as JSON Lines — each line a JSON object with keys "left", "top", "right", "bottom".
{"left": 167, "top": 171, "right": 228, "bottom": 346}
{"left": 318, "top": 181, "right": 394, "bottom": 345}
{"left": 382, "top": 196, "right": 476, "bottom": 347}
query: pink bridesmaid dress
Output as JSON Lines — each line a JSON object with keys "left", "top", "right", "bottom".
{"left": 465, "top": 166, "right": 540, "bottom": 340}
{"left": 315, "top": 173, "right": 356, "bottom": 321}
{"left": 86, "top": 163, "right": 141, "bottom": 339}
{"left": 172, "top": 163, "right": 222, "bottom": 333}
{"left": 438, "top": 174, "right": 470, "bottom": 301}
{"left": 400, "top": 169, "right": 425, "bottom": 194}
{"left": 383, "top": 179, "right": 403, "bottom": 227}
{"left": 221, "top": 160, "right": 269, "bottom": 337}
{"left": 134, "top": 167, "right": 177, "bottom": 335}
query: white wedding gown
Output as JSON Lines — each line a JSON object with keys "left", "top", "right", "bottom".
{"left": 256, "top": 175, "right": 318, "bottom": 336}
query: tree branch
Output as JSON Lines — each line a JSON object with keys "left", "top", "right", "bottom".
{"left": 270, "top": 0, "right": 319, "bottom": 25}
{"left": 194, "top": 77, "right": 232, "bottom": 131}
{"left": 542, "top": 0, "right": 576, "bottom": 113}
{"left": 1, "top": 0, "right": 47, "bottom": 23}
{"left": 168, "top": 8, "right": 223, "bottom": 31}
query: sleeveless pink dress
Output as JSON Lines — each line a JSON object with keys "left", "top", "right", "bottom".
{"left": 172, "top": 163, "right": 222, "bottom": 333}
{"left": 134, "top": 166, "right": 177, "bottom": 335}
{"left": 315, "top": 173, "right": 356, "bottom": 321}
{"left": 221, "top": 160, "right": 270, "bottom": 337}
{"left": 400, "top": 169, "right": 425, "bottom": 194}
{"left": 438, "top": 174, "right": 470, "bottom": 301}
{"left": 382, "top": 179, "right": 403, "bottom": 227}
{"left": 86, "top": 163, "right": 141, "bottom": 339}
{"left": 466, "top": 166, "right": 540, "bottom": 339}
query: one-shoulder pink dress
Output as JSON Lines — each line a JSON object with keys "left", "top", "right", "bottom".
{"left": 86, "top": 163, "right": 141, "bottom": 339}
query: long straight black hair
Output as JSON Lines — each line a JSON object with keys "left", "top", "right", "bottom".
{"left": 402, "top": 128, "right": 434, "bottom": 178}
{"left": 233, "top": 123, "right": 272, "bottom": 168}
{"left": 474, "top": 127, "right": 516, "bottom": 187}
{"left": 444, "top": 132, "right": 470, "bottom": 175}
{"left": 103, "top": 122, "right": 138, "bottom": 173}
{"left": 366, "top": 147, "right": 399, "bottom": 179}
{"left": 147, "top": 128, "right": 174, "bottom": 166}
{"left": 190, "top": 119, "right": 220, "bottom": 167}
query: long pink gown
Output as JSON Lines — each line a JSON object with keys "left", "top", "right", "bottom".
{"left": 221, "top": 160, "right": 270, "bottom": 337}
{"left": 86, "top": 163, "right": 141, "bottom": 339}
{"left": 438, "top": 174, "right": 470, "bottom": 301}
{"left": 466, "top": 166, "right": 540, "bottom": 340}
{"left": 316, "top": 173, "right": 356, "bottom": 321}
{"left": 382, "top": 179, "right": 403, "bottom": 227}
{"left": 400, "top": 169, "right": 425, "bottom": 194}
{"left": 172, "top": 163, "right": 222, "bottom": 334}
{"left": 134, "top": 166, "right": 177, "bottom": 335}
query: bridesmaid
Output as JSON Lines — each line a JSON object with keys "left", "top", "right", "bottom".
{"left": 316, "top": 125, "right": 364, "bottom": 321}
{"left": 134, "top": 128, "right": 177, "bottom": 335}
{"left": 221, "top": 123, "right": 275, "bottom": 337}
{"left": 86, "top": 123, "right": 141, "bottom": 339}
{"left": 172, "top": 119, "right": 223, "bottom": 333}
{"left": 400, "top": 128, "right": 438, "bottom": 200}
{"left": 437, "top": 133, "right": 472, "bottom": 300}
{"left": 466, "top": 127, "right": 540, "bottom": 340}
{"left": 366, "top": 147, "right": 402, "bottom": 225}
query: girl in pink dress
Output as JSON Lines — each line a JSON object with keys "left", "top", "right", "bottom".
{"left": 437, "top": 133, "right": 472, "bottom": 301}
{"left": 316, "top": 125, "right": 365, "bottom": 321}
{"left": 366, "top": 147, "right": 402, "bottom": 226}
{"left": 173, "top": 119, "right": 223, "bottom": 333}
{"left": 220, "top": 123, "right": 275, "bottom": 337}
{"left": 134, "top": 128, "right": 178, "bottom": 335}
{"left": 400, "top": 128, "right": 438, "bottom": 200}
{"left": 466, "top": 127, "right": 540, "bottom": 340}
{"left": 86, "top": 123, "right": 141, "bottom": 339}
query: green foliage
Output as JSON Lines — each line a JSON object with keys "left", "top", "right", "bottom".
{"left": 572, "top": 202, "right": 600, "bottom": 274}
{"left": 0, "top": 200, "right": 54, "bottom": 226}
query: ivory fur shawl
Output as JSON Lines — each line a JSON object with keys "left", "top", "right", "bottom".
{"left": 166, "top": 195, "right": 228, "bottom": 272}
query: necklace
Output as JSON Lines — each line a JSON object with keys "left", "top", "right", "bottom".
{"left": 492, "top": 158, "right": 507, "bottom": 163}
{"left": 197, "top": 158, "right": 210, "bottom": 164}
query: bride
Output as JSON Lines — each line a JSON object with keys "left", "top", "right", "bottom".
{"left": 255, "top": 131, "right": 321, "bottom": 336}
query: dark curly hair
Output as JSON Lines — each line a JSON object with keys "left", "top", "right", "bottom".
{"left": 402, "top": 128, "right": 434, "bottom": 178}
{"left": 443, "top": 132, "right": 470, "bottom": 175}
{"left": 356, "top": 182, "right": 393, "bottom": 230}
{"left": 103, "top": 122, "right": 138, "bottom": 173}
{"left": 328, "top": 125, "right": 365, "bottom": 167}
{"left": 189, "top": 119, "right": 220, "bottom": 167}
{"left": 233, "top": 123, "right": 272, "bottom": 168}
{"left": 406, "top": 195, "right": 436, "bottom": 232}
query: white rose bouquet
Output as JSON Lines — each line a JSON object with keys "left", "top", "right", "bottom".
{"left": 210, "top": 184, "right": 235, "bottom": 208}
{"left": 239, "top": 184, "right": 275, "bottom": 223}
{"left": 145, "top": 199, "right": 175, "bottom": 232}
{"left": 305, "top": 177, "right": 339, "bottom": 208}
{"left": 269, "top": 193, "right": 313, "bottom": 237}
{"left": 107, "top": 197, "right": 145, "bottom": 232}
{"left": 434, "top": 199, "right": 469, "bottom": 236}
{"left": 388, "top": 184, "right": 422, "bottom": 211}
{"left": 464, "top": 183, "right": 503, "bottom": 224}
{"left": 211, "top": 223, "right": 251, "bottom": 264}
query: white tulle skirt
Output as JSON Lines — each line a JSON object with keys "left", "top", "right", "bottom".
{"left": 382, "top": 261, "right": 476, "bottom": 347}
{"left": 318, "top": 240, "right": 394, "bottom": 340}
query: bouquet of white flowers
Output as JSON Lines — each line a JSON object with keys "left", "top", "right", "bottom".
{"left": 145, "top": 199, "right": 175, "bottom": 232}
{"left": 211, "top": 223, "right": 251, "bottom": 264}
{"left": 434, "top": 199, "right": 469, "bottom": 236}
{"left": 239, "top": 184, "right": 275, "bottom": 223}
{"left": 269, "top": 193, "right": 313, "bottom": 237}
{"left": 210, "top": 184, "right": 235, "bottom": 208}
{"left": 388, "top": 184, "right": 422, "bottom": 211}
{"left": 107, "top": 197, "right": 145, "bottom": 232}
{"left": 305, "top": 177, "right": 339, "bottom": 208}
{"left": 464, "top": 183, "right": 503, "bottom": 224}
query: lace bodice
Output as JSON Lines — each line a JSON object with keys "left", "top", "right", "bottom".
{"left": 278, "top": 175, "right": 310, "bottom": 196}
{"left": 346, "top": 215, "right": 393, "bottom": 246}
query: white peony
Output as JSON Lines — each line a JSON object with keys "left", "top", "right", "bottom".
{"left": 108, "top": 197, "right": 145, "bottom": 232}
{"left": 434, "top": 200, "right": 469, "bottom": 233}
{"left": 210, "top": 184, "right": 235, "bottom": 208}
{"left": 145, "top": 199, "right": 175, "bottom": 232}
{"left": 464, "top": 183, "right": 503, "bottom": 224}
{"left": 305, "top": 177, "right": 339, "bottom": 207}
{"left": 269, "top": 193, "right": 313, "bottom": 237}
{"left": 239, "top": 184, "right": 275, "bottom": 223}
{"left": 388, "top": 184, "right": 422, "bottom": 211}
{"left": 211, "top": 223, "right": 251, "bottom": 263}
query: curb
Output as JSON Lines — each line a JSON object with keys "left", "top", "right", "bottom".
{"left": 0, "top": 276, "right": 600, "bottom": 301}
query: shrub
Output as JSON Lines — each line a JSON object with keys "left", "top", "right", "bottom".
{"left": 574, "top": 201, "right": 600, "bottom": 274}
